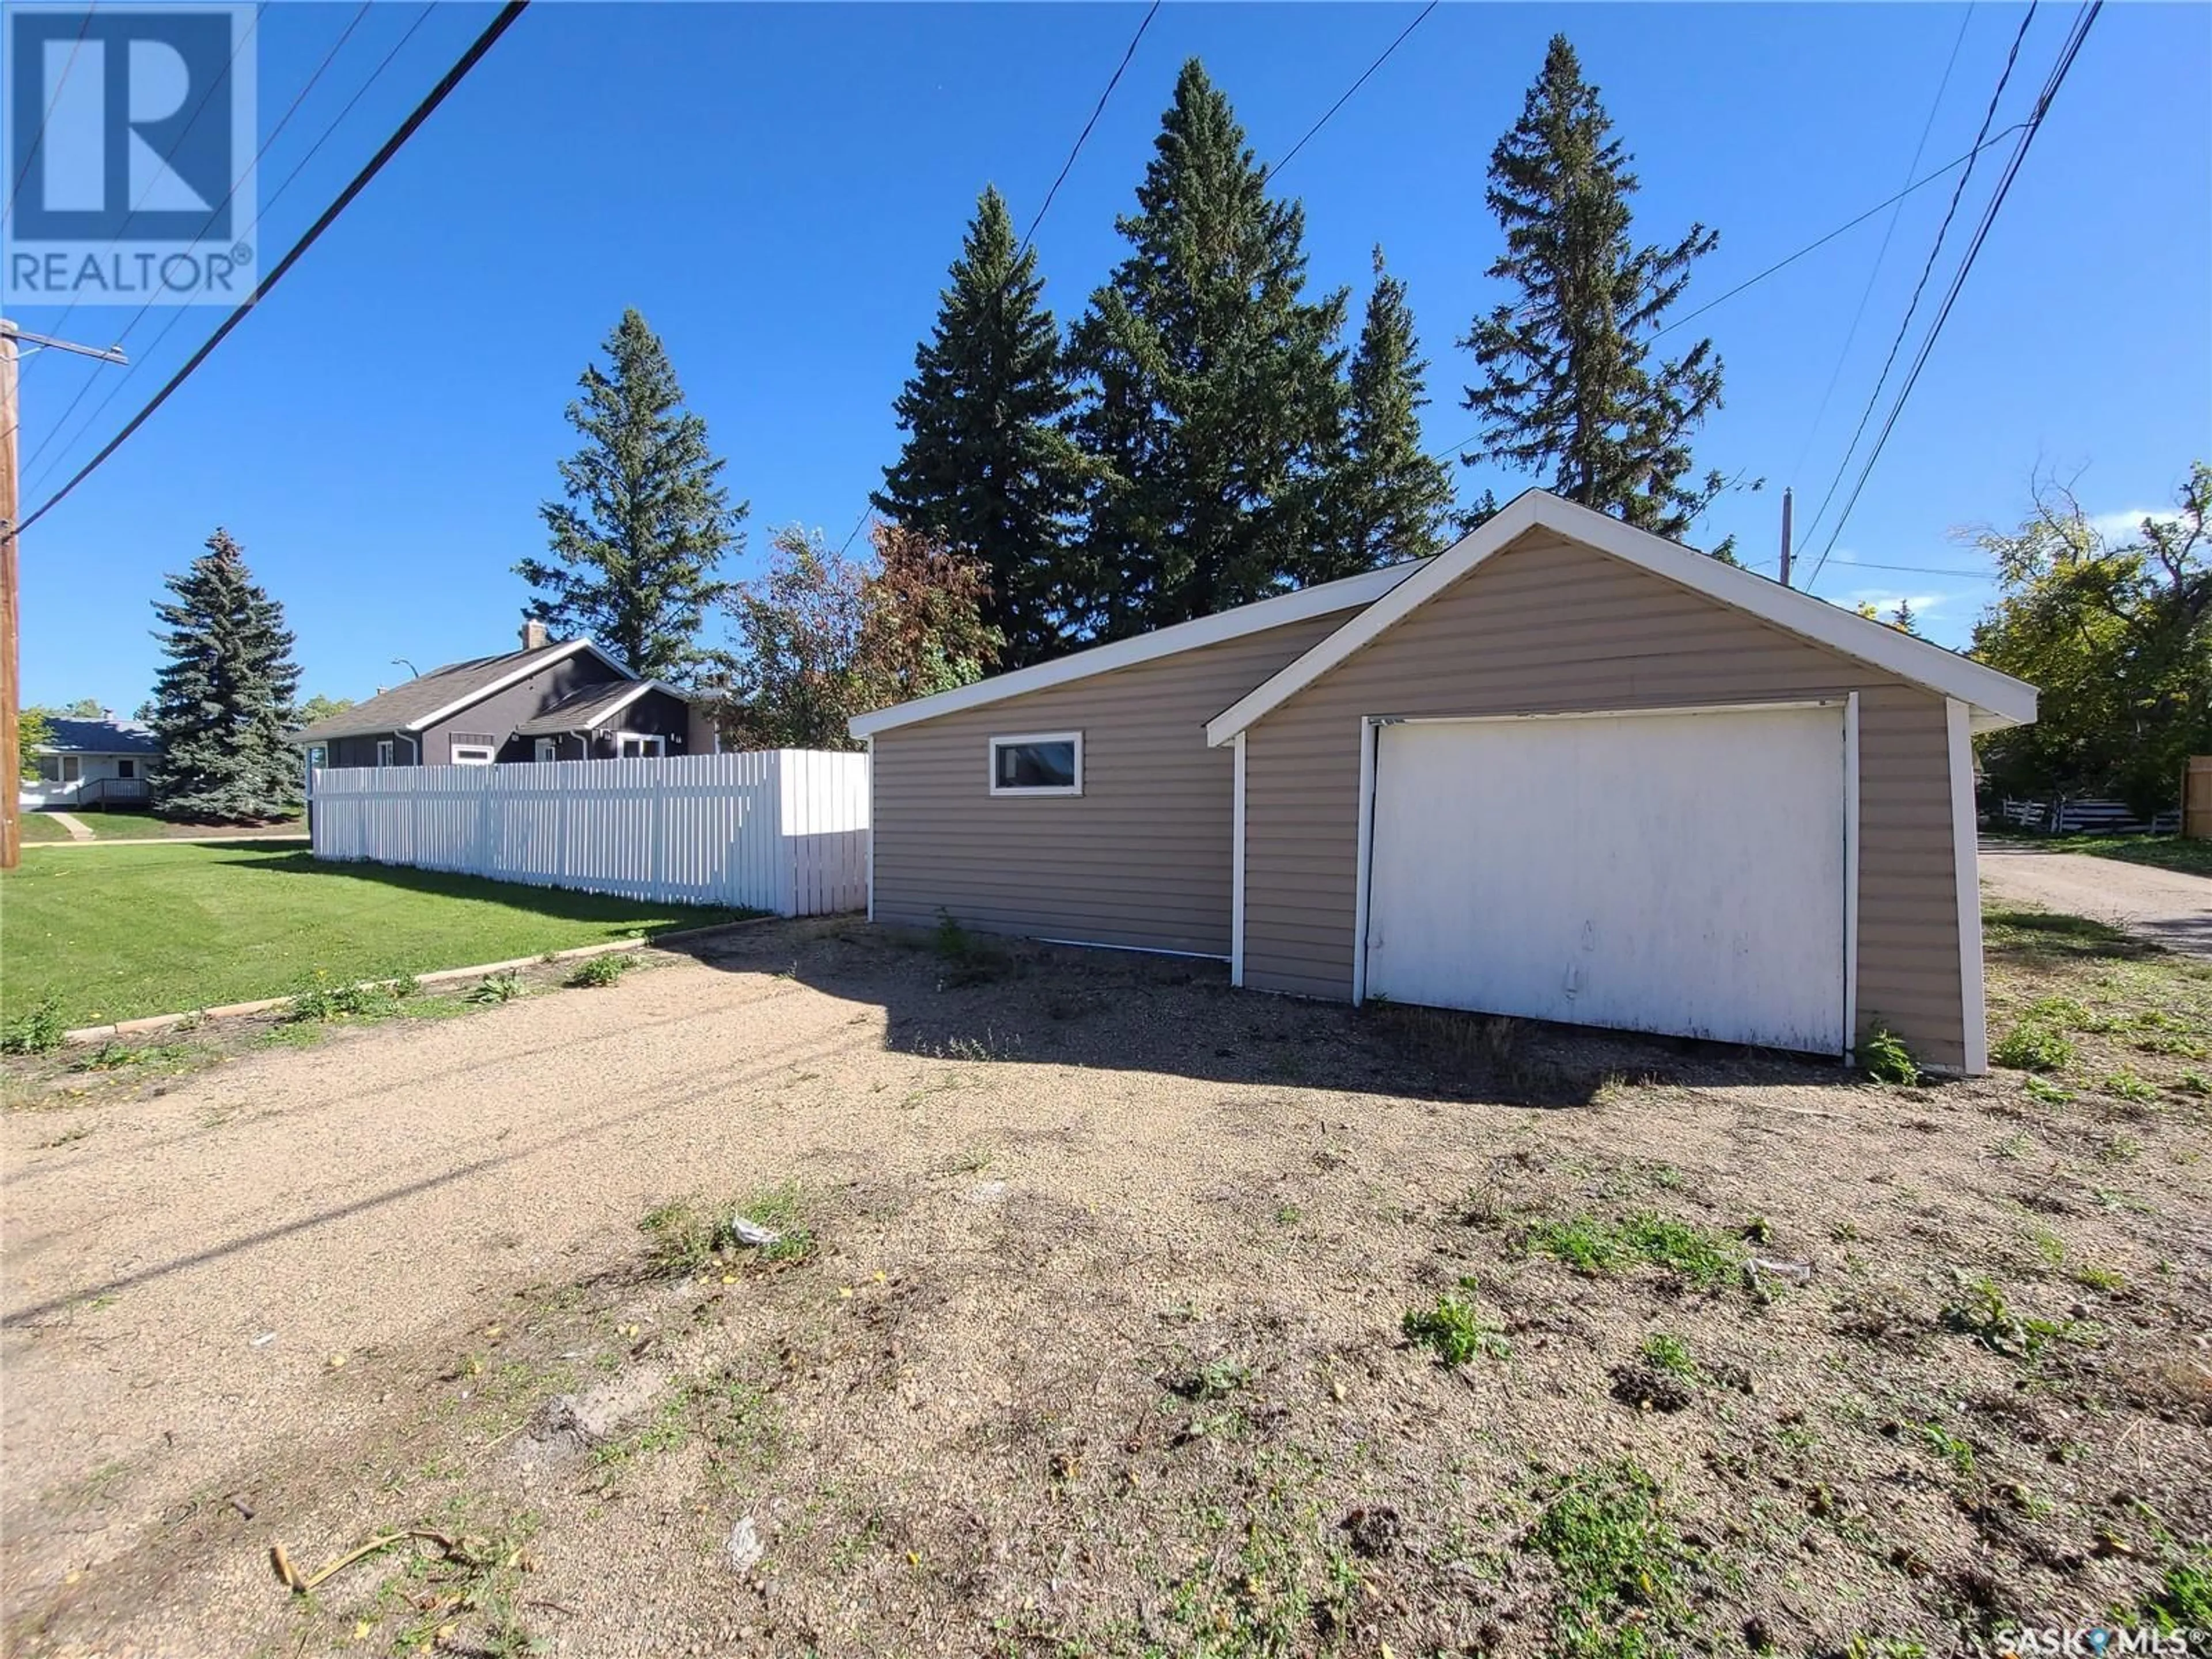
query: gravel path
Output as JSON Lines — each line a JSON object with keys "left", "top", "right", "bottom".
{"left": 1979, "top": 842, "right": 2212, "bottom": 957}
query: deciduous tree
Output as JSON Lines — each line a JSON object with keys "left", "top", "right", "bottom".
{"left": 710, "top": 523, "right": 1001, "bottom": 751}
{"left": 520, "top": 309, "right": 746, "bottom": 681}
{"left": 1970, "top": 463, "right": 2210, "bottom": 815}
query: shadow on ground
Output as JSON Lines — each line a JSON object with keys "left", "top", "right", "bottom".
{"left": 663, "top": 915, "right": 1867, "bottom": 1109}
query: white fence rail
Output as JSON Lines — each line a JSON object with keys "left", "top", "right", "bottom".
{"left": 1999, "top": 796, "right": 2183, "bottom": 836}
{"left": 309, "top": 750, "right": 868, "bottom": 917}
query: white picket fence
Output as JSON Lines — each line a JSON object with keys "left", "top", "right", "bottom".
{"left": 309, "top": 749, "right": 868, "bottom": 917}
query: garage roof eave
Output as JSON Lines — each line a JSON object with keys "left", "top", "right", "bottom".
{"left": 1205, "top": 491, "right": 2039, "bottom": 747}
{"left": 846, "top": 558, "right": 1431, "bottom": 739}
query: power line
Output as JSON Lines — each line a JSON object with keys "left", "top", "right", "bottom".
{"left": 12, "top": 1, "right": 529, "bottom": 541}
{"left": 14, "top": 3, "right": 373, "bottom": 470}
{"left": 3, "top": 2, "right": 98, "bottom": 226}
{"left": 1805, "top": 1, "right": 2102, "bottom": 590}
{"left": 1649, "top": 122, "right": 2026, "bottom": 346}
{"left": 1795, "top": 2, "right": 2040, "bottom": 559}
{"left": 1421, "top": 118, "right": 2029, "bottom": 469}
{"left": 1018, "top": 0, "right": 1160, "bottom": 257}
{"left": 20, "top": 4, "right": 436, "bottom": 495}
{"left": 1270, "top": 1, "right": 1438, "bottom": 180}
{"left": 1786, "top": 3, "right": 1976, "bottom": 483}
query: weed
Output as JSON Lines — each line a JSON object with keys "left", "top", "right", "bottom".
{"left": 1941, "top": 1275, "right": 2079, "bottom": 1360}
{"left": 2021, "top": 994, "right": 2101, "bottom": 1031}
{"left": 1168, "top": 1357, "right": 1252, "bottom": 1400}
{"left": 2073, "top": 1264, "right": 2127, "bottom": 1294}
{"left": 1639, "top": 1332, "right": 1697, "bottom": 1378}
{"left": 637, "top": 1183, "right": 814, "bottom": 1277}
{"left": 1531, "top": 1460, "right": 1698, "bottom": 1658}
{"left": 2128, "top": 1558, "right": 2212, "bottom": 1635}
{"left": 2104, "top": 1069, "right": 2158, "bottom": 1105}
{"left": 1527, "top": 1214, "right": 1621, "bottom": 1274}
{"left": 282, "top": 971, "right": 405, "bottom": 1023}
{"left": 591, "top": 1389, "right": 690, "bottom": 1468}
{"left": 467, "top": 969, "right": 525, "bottom": 1006}
{"left": 1862, "top": 1027, "right": 1920, "bottom": 1085}
{"left": 1620, "top": 1214, "right": 1739, "bottom": 1289}
{"left": 2179, "top": 1071, "right": 2211, "bottom": 1098}
{"left": 2099, "top": 1131, "right": 2143, "bottom": 1164}
{"left": 1403, "top": 1293, "right": 1510, "bottom": 1366}
{"left": 1992, "top": 1131, "right": 2036, "bottom": 1160}
{"left": 1993, "top": 1022, "right": 2074, "bottom": 1073}
{"left": 2028, "top": 1226, "right": 2068, "bottom": 1268}
{"left": 638, "top": 1199, "right": 718, "bottom": 1278}
{"left": 1525, "top": 1212, "right": 1738, "bottom": 1289}
{"left": 2023, "top": 1075, "right": 2074, "bottom": 1106}
{"left": 1274, "top": 1203, "right": 1302, "bottom": 1226}
{"left": 2, "top": 997, "right": 66, "bottom": 1055}
{"left": 35, "top": 1122, "right": 93, "bottom": 1149}
{"left": 933, "top": 912, "right": 1007, "bottom": 987}
{"left": 565, "top": 953, "right": 631, "bottom": 988}
{"left": 1740, "top": 1215, "right": 1774, "bottom": 1244}
{"left": 1916, "top": 1422, "right": 1976, "bottom": 1476}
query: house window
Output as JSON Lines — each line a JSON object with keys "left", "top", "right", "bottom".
{"left": 116, "top": 759, "right": 135, "bottom": 779}
{"left": 451, "top": 744, "right": 497, "bottom": 766}
{"left": 59, "top": 755, "right": 81, "bottom": 783}
{"left": 617, "top": 733, "right": 665, "bottom": 758}
{"left": 534, "top": 738, "right": 558, "bottom": 763}
{"left": 376, "top": 740, "right": 395, "bottom": 768}
{"left": 988, "top": 732, "right": 1082, "bottom": 796}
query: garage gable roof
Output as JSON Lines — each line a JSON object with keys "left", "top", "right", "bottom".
{"left": 1206, "top": 491, "right": 2038, "bottom": 746}
{"left": 847, "top": 558, "right": 1428, "bottom": 738}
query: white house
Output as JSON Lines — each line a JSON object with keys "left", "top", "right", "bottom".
{"left": 21, "top": 716, "right": 158, "bottom": 810}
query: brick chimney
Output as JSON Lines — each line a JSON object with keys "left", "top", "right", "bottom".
{"left": 520, "top": 615, "right": 551, "bottom": 652}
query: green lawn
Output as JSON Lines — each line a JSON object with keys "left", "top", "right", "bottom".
{"left": 26, "top": 808, "right": 308, "bottom": 840}
{"left": 0, "top": 842, "right": 749, "bottom": 1028}
{"left": 17, "top": 814, "right": 74, "bottom": 844}
{"left": 1986, "top": 829, "right": 2212, "bottom": 878}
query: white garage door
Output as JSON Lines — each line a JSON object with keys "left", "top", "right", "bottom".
{"left": 1364, "top": 704, "right": 1850, "bottom": 1053}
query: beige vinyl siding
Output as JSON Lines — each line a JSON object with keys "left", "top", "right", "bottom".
{"left": 870, "top": 609, "right": 1360, "bottom": 955}
{"left": 1240, "top": 532, "right": 1969, "bottom": 1069}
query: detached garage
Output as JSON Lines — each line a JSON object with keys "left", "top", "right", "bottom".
{"left": 854, "top": 491, "right": 2037, "bottom": 1074}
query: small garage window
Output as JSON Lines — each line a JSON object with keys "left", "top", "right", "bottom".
{"left": 451, "top": 744, "right": 497, "bottom": 766}
{"left": 989, "top": 732, "right": 1082, "bottom": 797}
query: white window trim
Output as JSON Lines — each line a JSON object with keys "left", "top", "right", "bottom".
{"left": 616, "top": 732, "right": 666, "bottom": 758}
{"left": 451, "top": 744, "right": 497, "bottom": 766}
{"left": 376, "top": 740, "right": 395, "bottom": 768}
{"left": 534, "top": 737, "right": 559, "bottom": 763}
{"left": 988, "top": 731, "right": 1084, "bottom": 797}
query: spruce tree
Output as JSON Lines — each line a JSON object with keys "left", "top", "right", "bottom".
{"left": 1461, "top": 35, "right": 1729, "bottom": 544}
{"left": 148, "top": 530, "right": 303, "bottom": 823}
{"left": 1325, "top": 248, "right": 1456, "bottom": 572}
{"left": 520, "top": 309, "right": 745, "bottom": 681}
{"left": 873, "top": 187, "right": 1086, "bottom": 669}
{"left": 1066, "top": 59, "right": 1348, "bottom": 638}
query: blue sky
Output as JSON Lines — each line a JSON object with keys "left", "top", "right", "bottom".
{"left": 9, "top": 1, "right": 2209, "bottom": 711}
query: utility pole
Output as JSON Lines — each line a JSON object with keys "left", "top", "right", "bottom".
{"left": 0, "top": 320, "right": 128, "bottom": 869}
{"left": 1777, "top": 486, "right": 1795, "bottom": 590}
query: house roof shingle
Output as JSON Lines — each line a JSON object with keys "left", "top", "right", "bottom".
{"left": 39, "top": 717, "right": 159, "bottom": 755}
{"left": 512, "top": 680, "right": 663, "bottom": 737}
{"left": 291, "top": 639, "right": 622, "bottom": 743}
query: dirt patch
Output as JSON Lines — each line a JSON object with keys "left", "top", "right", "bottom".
{"left": 3, "top": 914, "right": 2208, "bottom": 1656}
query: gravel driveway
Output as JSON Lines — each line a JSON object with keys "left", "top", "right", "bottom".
{"left": 5, "top": 916, "right": 2207, "bottom": 1656}
{"left": 1979, "top": 841, "right": 2212, "bottom": 956}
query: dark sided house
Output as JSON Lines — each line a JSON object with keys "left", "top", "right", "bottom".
{"left": 293, "top": 620, "right": 706, "bottom": 772}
